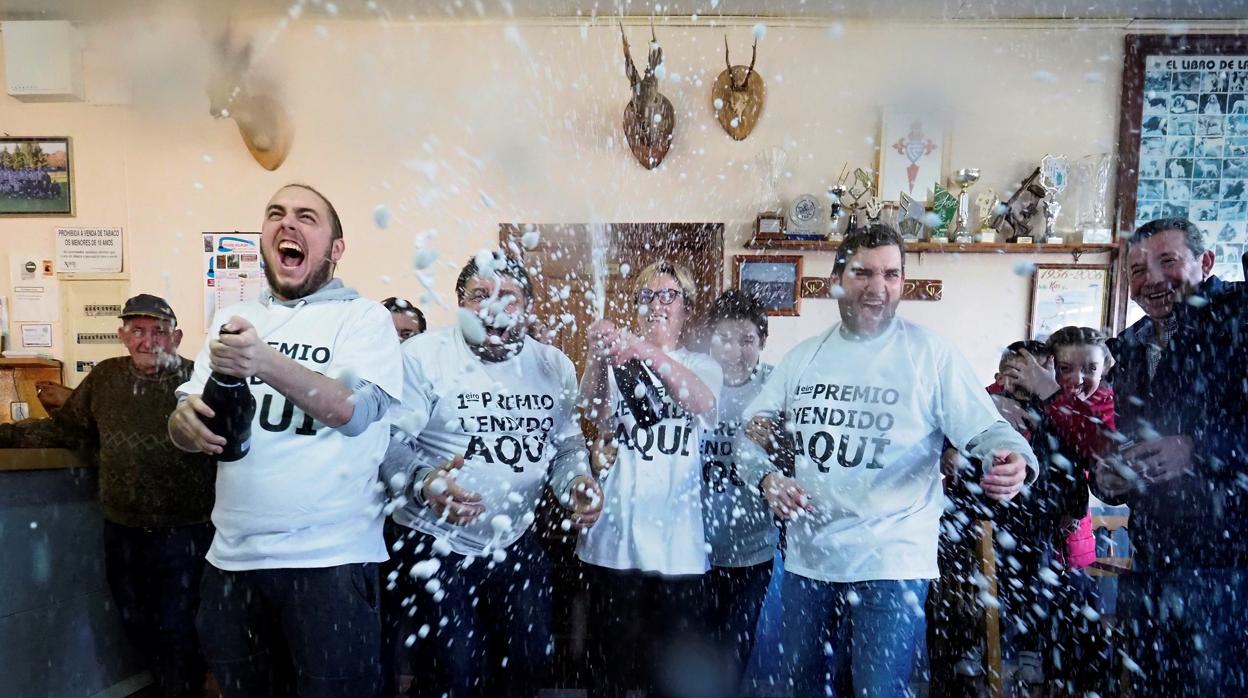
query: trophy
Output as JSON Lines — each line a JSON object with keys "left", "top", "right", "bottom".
{"left": 930, "top": 185, "right": 958, "bottom": 243}
{"left": 864, "top": 196, "right": 884, "bottom": 224}
{"left": 898, "top": 192, "right": 925, "bottom": 242}
{"left": 844, "top": 168, "right": 873, "bottom": 234}
{"left": 950, "top": 168, "right": 981, "bottom": 244}
{"left": 1039, "top": 153, "right": 1069, "bottom": 244}
{"left": 1074, "top": 153, "right": 1113, "bottom": 243}
{"left": 754, "top": 148, "right": 789, "bottom": 241}
{"left": 826, "top": 183, "right": 848, "bottom": 242}
{"left": 998, "top": 167, "right": 1046, "bottom": 243}
{"left": 975, "top": 188, "right": 1000, "bottom": 243}
{"left": 757, "top": 147, "right": 787, "bottom": 214}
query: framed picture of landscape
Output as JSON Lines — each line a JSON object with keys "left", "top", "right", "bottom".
{"left": 733, "top": 254, "right": 802, "bottom": 317}
{"left": 0, "top": 137, "right": 73, "bottom": 216}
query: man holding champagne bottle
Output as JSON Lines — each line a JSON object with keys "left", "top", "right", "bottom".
{"left": 169, "top": 184, "right": 403, "bottom": 697}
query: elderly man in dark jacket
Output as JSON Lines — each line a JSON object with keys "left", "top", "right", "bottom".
{"left": 1098, "top": 218, "right": 1246, "bottom": 697}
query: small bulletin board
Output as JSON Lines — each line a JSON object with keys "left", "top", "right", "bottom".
{"left": 1028, "top": 264, "right": 1112, "bottom": 341}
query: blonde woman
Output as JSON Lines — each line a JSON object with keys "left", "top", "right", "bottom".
{"left": 578, "top": 261, "right": 724, "bottom": 698}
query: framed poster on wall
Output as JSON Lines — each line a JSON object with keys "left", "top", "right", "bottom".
{"left": 878, "top": 107, "right": 949, "bottom": 204}
{"left": 1116, "top": 34, "right": 1248, "bottom": 289}
{"left": 1028, "top": 265, "right": 1111, "bottom": 341}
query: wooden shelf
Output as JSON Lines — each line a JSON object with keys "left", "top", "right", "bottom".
{"left": 745, "top": 238, "right": 1118, "bottom": 255}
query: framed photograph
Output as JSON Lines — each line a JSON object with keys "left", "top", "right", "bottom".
{"left": 733, "top": 255, "right": 802, "bottom": 317}
{"left": 1116, "top": 36, "right": 1248, "bottom": 294}
{"left": 878, "top": 107, "right": 948, "bottom": 204}
{"left": 0, "top": 137, "right": 73, "bottom": 216}
{"left": 1028, "top": 264, "right": 1111, "bottom": 341}
{"left": 754, "top": 212, "right": 786, "bottom": 240}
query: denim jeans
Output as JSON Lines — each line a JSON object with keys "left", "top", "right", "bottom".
{"left": 1118, "top": 567, "right": 1248, "bottom": 697}
{"left": 196, "top": 562, "right": 382, "bottom": 698}
{"left": 781, "top": 573, "right": 928, "bottom": 698}
{"left": 393, "top": 529, "right": 554, "bottom": 698}
{"left": 103, "top": 520, "right": 213, "bottom": 698}
{"left": 703, "top": 560, "right": 774, "bottom": 695}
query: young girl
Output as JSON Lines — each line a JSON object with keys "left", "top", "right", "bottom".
{"left": 577, "top": 261, "right": 724, "bottom": 698}
{"left": 1001, "top": 325, "right": 1115, "bottom": 692}
{"left": 702, "top": 290, "right": 780, "bottom": 694}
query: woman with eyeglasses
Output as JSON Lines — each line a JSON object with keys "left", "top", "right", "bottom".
{"left": 577, "top": 261, "right": 725, "bottom": 698}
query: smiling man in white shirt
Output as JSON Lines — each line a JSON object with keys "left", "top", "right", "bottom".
{"left": 740, "top": 224, "right": 1035, "bottom": 697}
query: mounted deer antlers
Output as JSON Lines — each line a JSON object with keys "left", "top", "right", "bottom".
{"left": 619, "top": 20, "right": 675, "bottom": 170}
{"left": 711, "top": 36, "right": 765, "bottom": 141}
{"left": 207, "top": 28, "right": 293, "bottom": 171}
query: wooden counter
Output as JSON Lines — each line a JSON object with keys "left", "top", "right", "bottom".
{"left": 0, "top": 451, "right": 145, "bottom": 696}
{"left": 0, "top": 448, "right": 90, "bottom": 472}
{"left": 0, "top": 357, "right": 63, "bottom": 423}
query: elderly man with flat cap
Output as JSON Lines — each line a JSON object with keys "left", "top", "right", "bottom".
{"left": 0, "top": 293, "right": 216, "bottom": 698}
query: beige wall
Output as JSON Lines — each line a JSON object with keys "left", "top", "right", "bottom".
{"left": 0, "top": 17, "right": 1164, "bottom": 384}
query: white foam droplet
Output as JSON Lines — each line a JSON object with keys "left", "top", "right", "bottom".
{"left": 458, "top": 308, "right": 488, "bottom": 345}
{"left": 753, "top": 23, "right": 767, "bottom": 40}
{"left": 388, "top": 472, "right": 408, "bottom": 491}
{"left": 410, "top": 558, "right": 441, "bottom": 579}
{"left": 413, "top": 249, "right": 439, "bottom": 270}
{"left": 428, "top": 477, "right": 449, "bottom": 496}
{"left": 1014, "top": 261, "right": 1038, "bottom": 277}
{"left": 521, "top": 231, "right": 541, "bottom": 250}
{"left": 432, "top": 536, "right": 453, "bottom": 556}
{"left": 373, "top": 205, "right": 391, "bottom": 229}
{"left": 490, "top": 514, "right": 513, "bottom": 534}
{"left": 713, "top": 97, "right": 724, "bottom": 110}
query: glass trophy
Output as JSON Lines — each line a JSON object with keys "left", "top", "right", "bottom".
{"left": 898, "top": 192, "right": 924, "bottom": 242}
{"left": 930, "top": 185, "right": 957, "bottom": 244}
{"left": 1074, "top": 153, "right": 1113, "bottom": 244}
{"left": 826, "top": 184, "right": 847, "bottom": 242}
{"left": 1039, "top": 153, "right": 1069, "bottom": 244}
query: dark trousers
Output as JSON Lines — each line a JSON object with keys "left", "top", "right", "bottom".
{"left": 103, "top": 520, "right": 213, "bottom": 698}
{"left": 196, "top": 562, "right": 382, "bottom": 698}
{"left": 383, "top": 527, "right": 553, "bottom": 698}
{"left": 378, "top": 521, "right": 409, "bottom": 698}
{"left": 1118, "top": 567, "right": 1248, "bottom": 697}
{"left": 585, "top": 565, "right": 721, "bottom": 698}
{"left": 703, "top": 560, "right": 774, "bottom": 695}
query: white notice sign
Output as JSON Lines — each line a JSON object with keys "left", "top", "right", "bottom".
{"left": 56, "top": 227, "right": 123, "bottom": 273}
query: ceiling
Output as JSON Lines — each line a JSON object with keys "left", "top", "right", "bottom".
{"left": 2, "top": 0, "right": 1246, "bottom": 22}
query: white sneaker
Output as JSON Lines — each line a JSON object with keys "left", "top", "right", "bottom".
{"left": 955, "top": 647, "right": 984, "bottom": 677}
{"left": 1015, "top": 650, "right": 1045, "bottom": 685}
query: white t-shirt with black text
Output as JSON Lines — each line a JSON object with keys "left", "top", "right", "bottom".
{"left": 179, "top": 297, "right": 402, "bottom": 571}
{"left": 742, "top": 319, "right": 1001, "bottom": 583}
{"left": 577, "top": 348, "right": 723, "bottom": 576}
{"left": 389, "top": 327, "right": 584, "bottom": 556}
{"left": 702, "top": 363, "right": 779, "bottom": 568}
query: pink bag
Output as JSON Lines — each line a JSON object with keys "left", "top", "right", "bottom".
{"left": 1065, "top": 510, "right": 1097, "bottom": 569}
